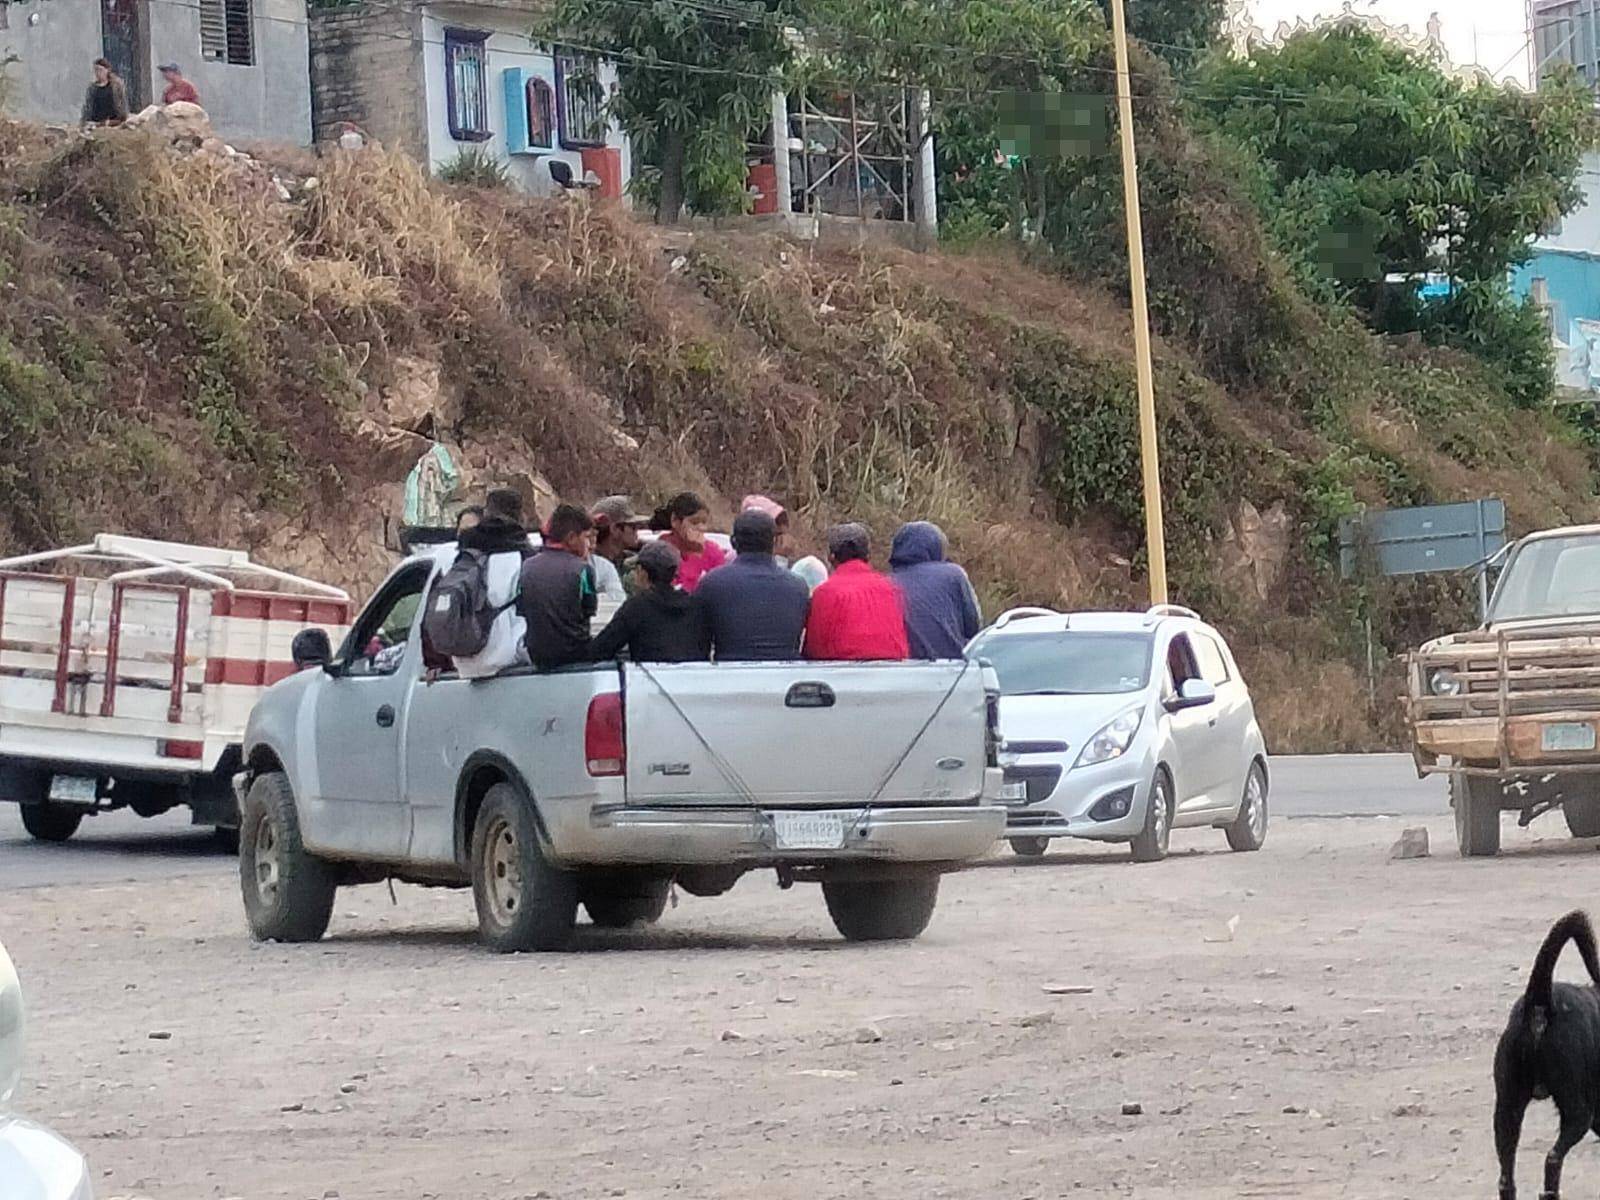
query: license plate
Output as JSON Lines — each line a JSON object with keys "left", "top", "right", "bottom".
{"left": 1543, "top": 722, "right": 1597, "bottom": 753}
{"left": 1000, "top": 781, "right": 1029, "bottom": 802}
{"left": 48, "top": 774, "right": 97, "bottom": 804}
{"left": 772, "top": 810, "right": 849, "bottom": 850}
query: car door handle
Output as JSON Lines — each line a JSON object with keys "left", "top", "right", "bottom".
{"left": 376, "top": 704, "right": 396, "bottom": 728}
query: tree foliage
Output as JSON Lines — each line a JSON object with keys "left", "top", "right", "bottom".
{"left": 544, "top": 0, "right": 796, "bottom": 223}
{"left": 1192, "top": 28, "right": 1596, "bottom": 404}
{"left": 1092, "top": 0, "right": 1226, "bottom": 73}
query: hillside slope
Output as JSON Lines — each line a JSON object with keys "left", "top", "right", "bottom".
{"left": 1, "top": 122, "right": 1594, "bottom": 750}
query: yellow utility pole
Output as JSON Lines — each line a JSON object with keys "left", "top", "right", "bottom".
{"left": 1108, "top": 0, "right": 1169, "bottom": 605}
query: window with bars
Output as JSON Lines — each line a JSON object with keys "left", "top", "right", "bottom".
{"left": 555, "top": 52, "right": 607, "bottom": 149}
{"left": 199, "top": 0, "right": 254, "bottom": 66}
{"left": 445, "top": 29, "right": 491, "bottom": 142}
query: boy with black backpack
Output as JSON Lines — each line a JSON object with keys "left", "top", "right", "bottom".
{"left": 424, "top": 488, "right": 533, "bottom": 678}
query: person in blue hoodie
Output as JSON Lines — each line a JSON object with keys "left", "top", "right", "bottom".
{"left": 889, "top": 521, "right": 983, "bottom": 660}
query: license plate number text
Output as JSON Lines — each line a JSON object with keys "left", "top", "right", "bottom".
{"left": 772, "top": 810, "right": 849, "bottom": 850}
{"left": 48, "top": 774, "right": 97, "bottom": 804}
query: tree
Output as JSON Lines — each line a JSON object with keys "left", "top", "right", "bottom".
{"left": 1193, "top": 28, "right": 1596, "bottom": 402}
{"left": 545, "top": 0, "right": 797, "bottom": 223}
{"left": 1092, "top": 0, "right": 1226, "bottom": 74}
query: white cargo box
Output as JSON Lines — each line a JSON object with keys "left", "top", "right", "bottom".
{"left": 0, "top": 535, "right": 351, "bottom": 775}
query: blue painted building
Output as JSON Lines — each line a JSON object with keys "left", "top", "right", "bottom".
{"left": 1510, "top": 150, "right": 1600, "bottom": 393}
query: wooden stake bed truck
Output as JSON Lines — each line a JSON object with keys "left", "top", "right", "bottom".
{"left": 1405, "top": 525, "right": 1600, "bottom": 856}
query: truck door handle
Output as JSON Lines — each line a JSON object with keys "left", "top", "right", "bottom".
{"left": 786, "top": 682, "right": 835, "bottom": 709}
{"left": 376, "top": 704, "right": 396, "bottom": 728}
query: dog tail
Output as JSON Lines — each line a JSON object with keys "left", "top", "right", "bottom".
{"left": 1525, "top": 910, "right": 1600, "bottom": 1019}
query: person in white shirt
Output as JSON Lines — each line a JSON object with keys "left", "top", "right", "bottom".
{"left": 451, "top": 489, "right": 533, "bottom": 679}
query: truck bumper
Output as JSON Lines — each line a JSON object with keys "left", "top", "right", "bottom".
{"left": 1413, "top": 713, "right": 1600, "bottom": 773}
{"left": 547, "top": 802, "right": 1006, "bottom": 868}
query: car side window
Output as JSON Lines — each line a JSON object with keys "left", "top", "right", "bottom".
{"left": 344, "top": 566, "right": 430, "bottom": 678}
{"left": 1164, "top": 634, "right": 1202, "bottom": 696}
{"left": 1193, "top": 634, "right": 1231, "bottom": 687}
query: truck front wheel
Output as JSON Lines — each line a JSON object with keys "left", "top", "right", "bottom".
{"left": 239, "top": 772, "right": 337, "bottom": 943}
{"left": 20, "top": 802, "right": 82, "bottom": 843}
{"left": 470, "top": 783, "right": 578, "bottom": 953}
{"left": 822, "top": 874, "right": 940, "bottom": 942}
{"left": 1451, "top": 773, "right": 1502, "bottom": 858}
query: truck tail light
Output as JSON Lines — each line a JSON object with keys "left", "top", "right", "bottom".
{"left": 159, "top": 739, "right": 204, "bottom": 760}
{"left": 585, "top": 692, "right": 625, "bottom": 777}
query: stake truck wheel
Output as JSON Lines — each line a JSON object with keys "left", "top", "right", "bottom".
{"left": 21, "top": 802, "right": 83, "bottom": 843}
{"left": 1452, "top": 773, "right": 1501, "bottom": 858}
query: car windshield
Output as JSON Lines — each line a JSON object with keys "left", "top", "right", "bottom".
{"left": 969, "top": 631, "right": 1153, "bottom": 696}
{"left": 1489, "top": 534, "right": 1600, "bottom": 622}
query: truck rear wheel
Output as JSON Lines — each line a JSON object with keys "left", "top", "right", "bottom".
{"left": 239, "top": 772, "right": 337, "bottom": 943}
{"left": 20, "top": 802, "right": 82, "bottom": 843}
{"left": 1451, "top": 773, "right": 1502, "bottom": 858}
{"left": 580, "top": 872, "right": 671, "bottom": 928}
{"left": 822, "top": 875, "right": 940, "bottom": 942}
{"left": 471, "top": 783, "right": 579, "bottom": 953}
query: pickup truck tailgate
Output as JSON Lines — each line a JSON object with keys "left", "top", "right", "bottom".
{"left": 622, "top": 661, "right": 990, "bottom": 807}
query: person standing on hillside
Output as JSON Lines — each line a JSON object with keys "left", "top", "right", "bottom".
{"left": 804, "top": 523, "right": 909, "bottom": 661}
{"left": 652, "top": 492, "right": 727, "bottom": 593}
{"left": 588, "top": 541, "right": 704, "bottom": 664}
{"left": 890, "top": 521, "right": 983, "bottom": 660}
{"left": 518, "top": 504, "right": 598, "bottom": 670}
{"left": 695, "top": 510, "right": 809, "bottom": 661}
{"left": 591, "top": 495, "right": 648, "bottom": 602}
{"left": 81, "top": 59, "right": 129, "bottom": 126}
{"left": 157, "top": 63, "right": 200, "bottom": 106}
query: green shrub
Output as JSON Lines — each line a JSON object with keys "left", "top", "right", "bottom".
{"left": 437, "top": 148, "right": 512, "bottom": 190}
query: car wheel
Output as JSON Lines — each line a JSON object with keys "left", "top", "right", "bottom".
{"left": 1130, "top": 770, "right": 1172, "bottom": 863}
{"left": 580, "top": 871, "right": 672, "bottom": 928}
{"left": 1225, "top": 763, "right": 1268, "bottom": 852}
{"left": 471, "top": 782, "right": 579, "bottom": 953}
{"left": 822, "top": 874, "right": 940, "bottom": 942}
{"left": 1451, "top": 773, "right": 1501, "bottom": 857}
{"left": 239, "top": 772, "right": 337, "bottom": 943}
{"left": 20, "top": 802, "right": 83, "bottom": 843}
{"left": 1008, "top": 836, "right": 1050, "bottom": 858}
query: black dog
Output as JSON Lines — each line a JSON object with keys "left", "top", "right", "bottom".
{"left": 1495, "top": 910, "right": 1600, "bottom": 1199}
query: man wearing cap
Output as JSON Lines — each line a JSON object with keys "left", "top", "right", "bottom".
{"left": 587, "top": 540, "right": 704, "bottom": 664}
{"left": 804, "top": 523, "right": 909, "bottom": 661}
{"left": 158, "top": 63, "right": 201, "bottom": 107}
{"left": 590, "top": 495, "right": 647, "bottom": 603}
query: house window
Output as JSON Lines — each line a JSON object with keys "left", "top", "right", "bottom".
{"left": 445, "top": 29, "right": 490, "bottom": 142}
{"left": 199, "top": 0, "right": 254, "bottom": 66}
{"left": 527, "top": 77, "right": 555, "bottom": 151}
{"left": 556, "top": 51, "right": 607, "bottom": 149}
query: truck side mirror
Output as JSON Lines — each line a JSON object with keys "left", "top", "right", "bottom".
{"left": 291, "top": 628, "right": 333, "bottom": 672}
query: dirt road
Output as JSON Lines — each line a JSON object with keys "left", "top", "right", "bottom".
{"left": 4, "top": 809, "right": 1597, "bottom": 1199}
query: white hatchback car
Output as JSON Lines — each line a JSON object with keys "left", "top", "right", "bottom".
{"left": 967, "top": 606, "right": 1269, "bottom": 861}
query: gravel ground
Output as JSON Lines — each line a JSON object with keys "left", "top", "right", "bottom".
{"left": 5, "top": 813, "right": 1600, "bottom": 1199}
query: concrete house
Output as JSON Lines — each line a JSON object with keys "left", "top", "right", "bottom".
{"left": 309, "top": 0, "right": 630, "bottom": 197}
{"left": 0, "top": 0, "right": 312, "bottom": 143}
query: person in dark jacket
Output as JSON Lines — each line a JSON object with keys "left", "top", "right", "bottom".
{"left": 889, "top": 521, "right": 983, "bottom": 660}
{"left": 588, "top": 540, "right": 704, "bottom": 664}
{"left": 518, "top": 504, "right": 597, "bottom": 670}
{"left": 694, "top": 510, "right": 809, "bottom": 661}
{"left": 82, "top": 58, "right": 129, "bottom": 126}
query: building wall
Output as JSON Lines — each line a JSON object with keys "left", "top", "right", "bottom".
{"left": 308, "top": 2, "right": 427, "bottom": 156}
{"left": 1, "top": 0, "right": 115, "bottom": 123}
{"left": 419, "top": 6, "right": 630, "bottom": 197}
{"left": 1534, "top": 0, "right": 1600, "bottom": 87}
{"left": 0, "top": 0, "right": 311, "bottom": 143}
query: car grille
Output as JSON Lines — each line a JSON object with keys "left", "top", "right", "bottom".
{"left": 1003, "top": 764, "right": 1062, "bottom": 806}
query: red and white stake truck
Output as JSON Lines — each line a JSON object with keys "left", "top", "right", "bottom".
{"left": 0, "top": 534, "right": 350, "bottom": 844}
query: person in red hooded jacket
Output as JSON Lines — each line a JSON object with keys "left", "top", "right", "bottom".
{"left": 803, "top": 523, "right": 908, "bottom": 661}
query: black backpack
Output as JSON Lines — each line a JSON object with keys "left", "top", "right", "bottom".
{"left": 422, "top": 549, "right": 514, "bottom": 658}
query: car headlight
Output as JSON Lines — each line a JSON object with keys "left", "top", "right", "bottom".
{"left": 1074, "top": 707, "right": 1144, "bottom": 769}
{"left": 1428, "top": 668, "right": 1463, "bottom": 697}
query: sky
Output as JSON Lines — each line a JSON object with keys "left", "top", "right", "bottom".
{"left": 1243, "top": 0, "right": 1533, "bottom": 84}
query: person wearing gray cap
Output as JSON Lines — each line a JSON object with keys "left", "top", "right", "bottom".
{"left": 588, "top": 540, "right": 705, "bottom": 663}
{"left": 590, "top": 495, "right": 648, "bottom": 602}
{"left": 694, "top": 510, "right": 810, "bottom": 661}
{"left": 158, "top": 62, "right": 200, "bottom": 106}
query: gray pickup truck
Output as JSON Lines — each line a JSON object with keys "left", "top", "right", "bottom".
{"left": 234, "top": 551, "right": 1005, "bottom": 951}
